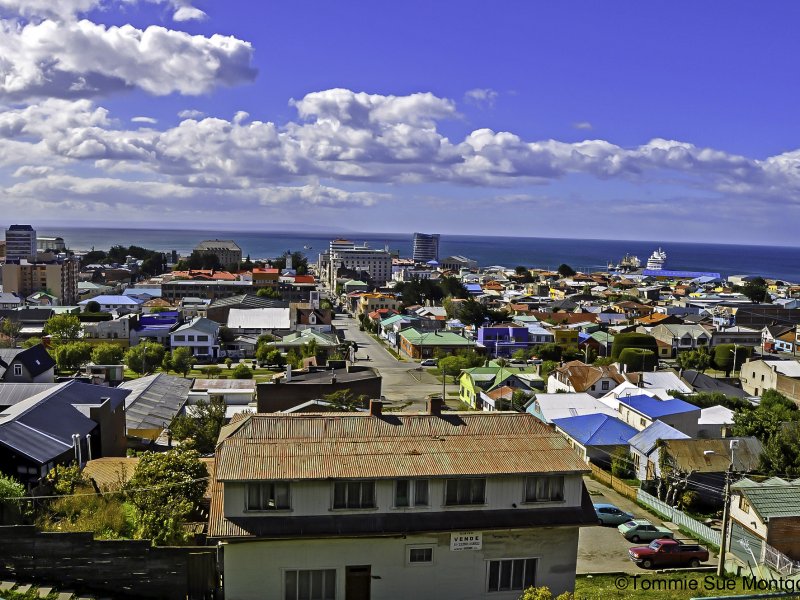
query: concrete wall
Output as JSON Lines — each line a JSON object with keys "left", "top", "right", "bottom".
{"left": 223, "top": 527, "right": 581, "bottom": 600}
{"left": 223, "top": 475, "right": 584, "bottom": 518}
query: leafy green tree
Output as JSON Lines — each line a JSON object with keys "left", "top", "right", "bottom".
{"left": 85, "top": 300, "right": 101, "bottom": 313}
{"left": 54, "top": 341, "right": 93, "bottom": 371}
{"left": 168, "top": 347, "right": 194, "bottom": 377}
{"left": 257, "top": 347, "right": 285, "bottom": 366}
{"left": 0, "top": 318, "right": 22, "bottom": 348}
{"left": 125, "top": 342, "right": 166, "bottom": 376}
{"left": 438, "top": 355, "right": 469, "bottom": 383}
{"left": 43, "top": 313, "right": 82, "bottom": 344}
{"left": 593, "top": 356, "right": 615, "bottom": 366}
{"left": 732, "top": 390, "right": 798, "bottom": 442}
{"left": 91, "top": 343, "right": 124, "bottom": 365}
{"left": 675, "top": 348, "right": 711, "bottom": 372}
{"left": 269, "top": 251, "right": 309, "bottom": 275}
{"left": 21, "top": 336, "right": 42, "bottom": 349}
{"left": 257, "top": 287, "right": 283, "bottom": 299}
{"left": 323, "top": 389, "right": 361, "bottom": 411}
{"left": 203, "top": 365, "right": 222, "bottom": 378}
{"left": 741, "top": 277, "right": 770, "bottom": 303}
{"left": 619, "top": 348, "right": 657, "bottom": 372}
{"left": 759, "top": 422, "right": 800, "bottom": 477}
{"left": 510, "top": 389, "right": 531, "bottom": 412}
{"left": 0, "top": 473, "right": 25, "bottom": 524}
{"left": 539, "top": 360, "right": 559, "bottom": 379}
{"left": 124, "top": 448, "right": 208, "bottom": 545}
{"left": 557, "top": 264, "right": 576, "bottom": 278}
{"left": 611, "top": 446, "right": 633, "bottom": 478}
{"left": 610, "top": 332, "right": 658, "bottom": 361}
{"left": 713, "top": 344, "right": 752, "bottom": 376}
{"left": 535, "top": 343, "right": 562, "bottom": 362}
{"left": 459, "top": 298, "right": 487, "bottom": 327}
{"left": 440, "top": 276, "right": 468, "bottom": 298}
{"left": 44, "top": 463, "right": 85, "bottom": 495}
{"left": 231, "top": 363, "right": 253, "bottom": 379}
{"left": 170, "top": 397, "right": 226, "bottom": 454}
{"left": 161, "top": 352, "right": 173, "bottom": 373}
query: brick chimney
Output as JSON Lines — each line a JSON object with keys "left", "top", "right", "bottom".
{"left": 427, "top": 396, "right": 444, "bottom": 416}
{"left": 369, "top": 399, "right": 383, "bottom": 417}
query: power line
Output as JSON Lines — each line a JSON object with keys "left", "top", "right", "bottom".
{"left": 4, "top": 475, "right": 211, "bottom": 502}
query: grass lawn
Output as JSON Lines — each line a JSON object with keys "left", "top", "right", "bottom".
{"left": 575, "top": 573, "right": 755, "bottom": 600}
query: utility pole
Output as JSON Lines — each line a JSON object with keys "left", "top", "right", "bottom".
{"left": 717, "top": 467, "right": 732, "bottom": 577}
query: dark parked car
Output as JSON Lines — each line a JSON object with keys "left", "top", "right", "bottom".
{"left": 629, "top": 538, "right": 709, "bottom": 569}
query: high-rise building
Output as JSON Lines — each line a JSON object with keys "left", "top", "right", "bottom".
{"left": 193, "top": 240, "right": 242, "bottom": 269}
{"left": 5, "top": 225, "right": 37, "bottom": 261}
{"left": 1, "top": 256, "right": 80, "bottom": 305}
{"left": 326, "top": 239, "right": 392, "bottom": 288}
{"left": 412, "top": 232, "right": 440, "bottom": 263}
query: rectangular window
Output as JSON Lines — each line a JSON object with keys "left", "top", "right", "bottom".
{"left": 187, "top": 335, "right": 195, "bottom": 342}
{"left": 395, "top": 479, "right": 429, "bottom": 507}
{"left": 487, "top": 558, "right": 536, "bottom": 592}
{"left": 524, "top": 476, "right": 564, "bottom": 502}
{"left": 246, "top": 482, "right": 290, "bottom": 510}
{"left": 445, "top": 478, "right": 486, "bottom": 505}
{"left": 174, "top": 335, "right": 185, "bottom": 342}
{"left": 739, "top": 496, "right": 750, "bottom": 513}
{"left": 407, "top": 546, "right": 434, "bottom": 565}
{"left": 333, "top": 480, "right": 376, "bottom": 509}
{"left": 601, "top": 380, "right": 610, "bottom": 391}
{"left": 284, "top": 569, "right": 336, "bottom": 600}
{"left": 13, "top": 364, "right": 23, "bottom": 376}
{"left": 197, "top": 335, "right": 209, "bottom": 342}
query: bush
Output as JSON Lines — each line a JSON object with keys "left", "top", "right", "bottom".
{"left": 37, "top": 491, "right": 133, "bottom": 539}
{"left": 518, "top": 586, "right": 575, "bottom": 600}
{"left": 231, "top": 363, "right": 253, "bottom": 379}
{"left": 611, "top": 332, "right": 658, "bottom": 361}
{"left": 619, "top": 347, "right": 657, "bottom": 372}
{"left": 679, "top": 490, "right": 701, "bottom": 512}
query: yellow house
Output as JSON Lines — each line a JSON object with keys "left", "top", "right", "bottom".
{"left": 552, "top": 327, "right": 579, "bottom": 353}
{"left": 549, "top": 287, "right": 567, "bottom": 300}
{"left": 357, "top": 293, "right": 401, "bottom": 316}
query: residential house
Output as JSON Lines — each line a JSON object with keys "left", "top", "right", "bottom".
{"left": 83, "top": 313, "right": 136, "bottom": 345}
{"left": 710, "top": 326, "right": 762, "bottom": 349}
{"left": 698, "top": 405, "right": 735, "bottom": 438}
{"left": 0, "top": 383, "right": 59, "bottom": 412}
{"left": 0, "top": 293, "right": 22, "bottom": 310}
{"left": 649, "top": 324, "right": 711, "bottom": 357}
{"left": 78, "top": 295, "right": 144, "bottom": 314}
{"left": 170, "top": 317, "right": 220, "bottom": 358}
{"left": 269, "top": 330, "right": 341, "bottom": 361}
{"left": 256, "top": 366, "right": 382, "bottom": 412}
{"left": 551, "top": 327, "right": 579, "bottom": 353}
{"left": 728, "top": 477, "right": 800, "bottom": 571}
{"left": 227, "top": 308, "right": 292, "bottom": 336}
{"left": 526, "top": 393, "right": 618, "bottom": 424}
{"left": 0, "top": 381, "right": 128, "bottom": 483}
{"left": 477, "top": 324, "right": 531, "bottom": 358}
{"left": 547, "top": 361, "right": 625, "bottom": 398}
{"left": 0, "top": 345, "right": 56, "bottom": 383}
{"left": 129, "top": 311, "right": 180, "bottom": 346}
{"left": 740, "top": 359, "right": 800, "bottom": 404}
{"left": 628, "top": 420, "right": 690, "bottom": 481}
{"left": 205, "top": 294, "right": 288, "bottom": 324}
{"left": 398, "top": 328, "right": 475, "bottom": 360}
{"left": 761, "top": 325, "right": 795, "bottom": 354}
{"left": 356, "top": 293, "right": 401, "bottom": 316}
{"left": 119, "top": 373, "right": 192, "bottom": 440}
{"left": 189, "top": 378, "right": 256, "bottom": 419}
{"left": 208, "top": 409, "right": 596, "bottom": 600}
{"left": 459, "top": 365, "right": 542, "bottom": 410}
{"left": 293, "top": 308, "right": 333, "bottom": 333}
{"left": 552, "top": 413, "right": 638, "bottom": 466}
{"left": 616, "top": 394, "right": 700, "bottom": 436}
{"left": 680, "top": 370, "right": 750, "bottom": 398}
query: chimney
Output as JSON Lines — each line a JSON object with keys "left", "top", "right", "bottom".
{"left": 369, "top": 399, "right": 383, "bottom": 417}
{"left": 285, "top": 363, "right": 292, "bottom": 382}
{"left": 428, "top": 396, "right": 444, "bottom": 416}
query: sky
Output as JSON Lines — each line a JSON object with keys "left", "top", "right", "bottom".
{"left": 0, "top": 1, "right": 799, "bottom": 244}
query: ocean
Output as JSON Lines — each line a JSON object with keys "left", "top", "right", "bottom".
{"left": 39, "top": 227, "right": 800, "bottom": 283}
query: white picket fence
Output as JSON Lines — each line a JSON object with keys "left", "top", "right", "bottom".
{"left": 637, "top": 489, "right": 722, "bottom": 547}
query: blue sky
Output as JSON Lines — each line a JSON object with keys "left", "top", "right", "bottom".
{"left": 1, "top": 1, "right": 799, "bottom": 243}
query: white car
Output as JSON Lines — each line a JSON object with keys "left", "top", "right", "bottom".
{"left": 420, "top": 359, "right": 438, "bottom": 367}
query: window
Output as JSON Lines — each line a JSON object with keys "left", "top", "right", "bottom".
{"left": 187, "top": 335, "right": 195, "bottom": 342}
{"left": 197, "top": 335, "right": 209, "bottom": 342}
{"left": 395, "top": 479, "right": 429, "bottom": 507}
{"left": 174, "top": 335, "right": 185, "bottom": 342}
{"left": 246, "top": 482, "right": 290, "bottom": 510}
{"left": 333, "top": 480, "right": 375, "bottom": 509}
{"left": 445, "top": 478, "right": 486, "bottom": 505}
{"left": 284, "top": 569, "right": 335, "bottom": 600}
{"left": 601, "top": 380, "right": 610, "bottom": 391}
{"left": 13, "top": 364, "right": 22, "bottom": 377}
{"left": 407, "top": 546, "right": 434, "bottom": 565}
{"left": 487, "top": 558, "right": 536, "bottom": 592}
{"left": 524, "top": 476, "right": 564, "bottom": 502}
{"left": 639, "top": 417, "right": 646, "bottom": 427}
{"left": 739, "top": 496, "right": 750, "bottom": 513}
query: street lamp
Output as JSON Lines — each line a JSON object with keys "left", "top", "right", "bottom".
{"left": 714, "top": 439, "right": 739, "bottom": 577}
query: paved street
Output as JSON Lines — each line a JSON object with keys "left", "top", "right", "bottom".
{"left": 577, "top": 476, "right": 719, "bottom": 574}
{"left": 332, "top": 311, "right": 446, "bottom": 410}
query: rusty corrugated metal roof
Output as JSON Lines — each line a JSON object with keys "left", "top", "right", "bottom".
{"left": 215, "top": 412, "right": 588, "bottom": 482}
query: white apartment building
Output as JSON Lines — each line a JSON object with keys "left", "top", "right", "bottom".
{"left": 209, "top": 404, "right": 595, "bottom": 600}
{"left": 327, "top": 239, "right": 392, "bottom": 288}
{"left": 4, "top": 225, "right": 37, "bottom": 261}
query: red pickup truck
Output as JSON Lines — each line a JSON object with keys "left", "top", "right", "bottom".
{"left": 628, "top": 538, "right": 709, "bottom": 569}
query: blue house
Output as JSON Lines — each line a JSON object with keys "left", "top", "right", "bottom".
{"left": 130, "top": 311, "right": 181, "bottom": 346}
{"left": 477, "top": 324, "right": 531, "bottom": 357}
{"left": 552, "top": 413, "right": 638, "bottom": 466}
{"left": 617, "top": 394, "right": 701, "bottom": 437}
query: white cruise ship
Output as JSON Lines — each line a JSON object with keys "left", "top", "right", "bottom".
{"left": 646, "top": 248, "right": 667, "bottom": 270}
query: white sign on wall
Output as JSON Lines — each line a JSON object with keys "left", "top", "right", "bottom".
{"left": 450, "top": 531, "right": 482, "bottom": 551}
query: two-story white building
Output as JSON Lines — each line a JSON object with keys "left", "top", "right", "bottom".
{"left": 169, "top": 317, "right": 220, "bottom": 358}
{"left": 209, "top": 405, "right": 596, "bottom": 600}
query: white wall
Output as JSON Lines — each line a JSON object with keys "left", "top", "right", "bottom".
{"left": 223, "top": 527, "right": 581, "bottom": 600}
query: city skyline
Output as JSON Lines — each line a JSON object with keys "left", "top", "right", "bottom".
{"left": 1, "top": 2, "right": 799, "bottom": 244}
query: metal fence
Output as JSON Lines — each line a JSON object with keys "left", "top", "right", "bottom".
{"left": 637, "top": 488, "right": 722, "bottom": 547}
{"left": 764, "top": 544, "right": 800, "bottom": 577}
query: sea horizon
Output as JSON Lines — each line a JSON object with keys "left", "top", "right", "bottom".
{"left": 25, "top": 226, "right": 800, "bottom": 284}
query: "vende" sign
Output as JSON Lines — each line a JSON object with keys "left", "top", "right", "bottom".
{"left": 450, "top": 531, "right": 482, "bottom": 551}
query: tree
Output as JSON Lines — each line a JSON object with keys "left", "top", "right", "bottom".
{"left": 732, "top": 390, "right": 798, "bottom": 442}
{"left": 91, "top": 343, "right": 124, "bottom": 365}
{"left": 0, "top": 318, "right": 22, "bottom": 348}
{"left": 0, "top": 473, "right": 25, "bottom": 524}
{"left": 618, "top": 348, "right": 657, "bottom": 372}
{"left": 675, "top": 348, "right": 711, "bottom": 372}
{"left": 53, "top": 341, "right": 93, "bottom": 371}
{"left": 125, "top": 342, "right": 166, "bottom": 376}
{"left": 170, "top": 397, "right": 226, "bottom": 454}
{"left": 124, "top": 448, "right": 208, "bottom": 545}
{"left": 610, "top": 332, "right": 658, "bottom": 361}
{"left": 438, "top": 355, "right": 468, "bottom": 383}
{"left": 510, "top": 389, "right": 531, "bottom": 412}
{"left": 257, "top": 346, "right": 285, "bottom": 366}
{"left": 203, "top": 365, "right": 222, "bottom": 378}
{"left": 539, "top": 360, "right": 559, "bottom": 379}
{"left": 43, "top": 313, "right": 82, "bottom": 344}
{"left": 742, "top": 277, "right": 770, "bottom": 303}
{"left": 611, "top": 446, "right": 633, "bottom": 478}
{"left": 85, "top": 300, "right": 101, "bottom": 313}
{"left": 323, "top": 389, "right": 361, "bottom": 411}
{"left": 459, "top": 298, "right": 487, "bottom": 327}
{"left": 535, "top": 343, "right": 562, "bottom": 362}
{"left": 231, "top": 363, "right": 253, "bottom": 379}
{"left": 170, "top": 347, "right": 194, "bottom": 377}
{"left": 257, "top": 287, "right": 283, "bottom": 299}
{"left": 713, "top": 344, "right": 752, "bottom": 377}
{"left": 759, "top": 422, "right": 800, "bottom": 477}
{"left": 557, "top": 264, "right": 576, "bottom": 278}
{"left": 21, "top": 337, "right": 42, "bottom": 349}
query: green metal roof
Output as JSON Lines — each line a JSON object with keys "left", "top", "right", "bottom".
{"left": 732, "top": 477, "right": 800, "bottom": 521}
{"left": 399, "top": 328, "right": 474, "bottom": 347}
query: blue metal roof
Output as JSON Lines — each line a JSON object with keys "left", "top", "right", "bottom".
{"left": 628, "top": 420, "right": 689, "bottom": 454}
{"left": 552, "top": 414, "right": 638, "bottom": 447}
{"left": 78, "top": 295, "right": 143, "bottom": 305}
{"left": 620, "top": 394, "right": 699, "bottom": 418}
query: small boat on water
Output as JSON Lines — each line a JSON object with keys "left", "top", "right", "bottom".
{"left": 303, "top": 245, "right": 312, "bottom": 250}
{"left": 607, "top": 253, "right": 641, "bottom": 272}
